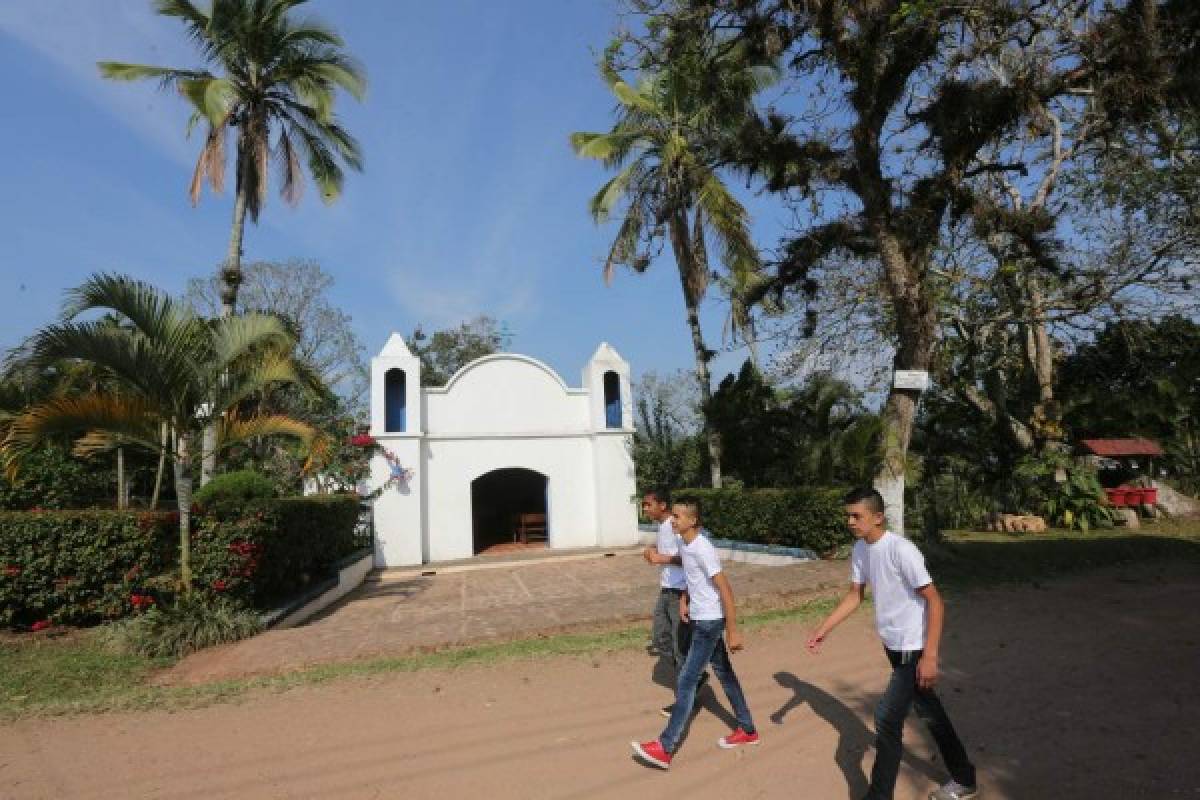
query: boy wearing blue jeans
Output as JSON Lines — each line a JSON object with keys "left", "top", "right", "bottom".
{"left": 808, "top": 488, "right": 978, "bottom": 800}
{"left": 632, "top": 500, "right": 758, "bottom": 769}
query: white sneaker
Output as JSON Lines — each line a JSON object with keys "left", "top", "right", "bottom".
{"left": 930, "top": 780, "right": 978, "bottom": 800}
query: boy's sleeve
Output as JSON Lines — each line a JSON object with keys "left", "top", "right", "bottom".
{"left": 701, "top": 542, "right": 722, "bottom": 578}
{"left": 899, "top": 542, "right": 933, "bottom": 589}
{"left": 849, "top": 543, "right": 865, "bottom": 585}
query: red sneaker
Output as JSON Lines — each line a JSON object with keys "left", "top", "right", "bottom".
{"left": 718, "top": 728, "right": 760, "bottom": 749}
{"left": 631, "top": 739, "right": 672, "bottom": 769}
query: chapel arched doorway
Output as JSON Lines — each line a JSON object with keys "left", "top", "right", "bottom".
{"left": 470, "top": 468, "right": 548, "bottom": 554}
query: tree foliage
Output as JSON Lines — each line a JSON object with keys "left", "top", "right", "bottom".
{"left": 408, "top": 316, "right": 512, "bottom": 387}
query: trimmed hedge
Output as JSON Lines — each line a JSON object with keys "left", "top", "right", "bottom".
{"left": 193, "top": 469, "right": 275, "bottom": 513}
{"left": 673, "top": 488, "right": 850, "bottom": 555}
{"left": 0, "top": 510, "right": 177, "bottom": 627}
{"left": 191, "top": 494, "right": 363, "bottom": 608}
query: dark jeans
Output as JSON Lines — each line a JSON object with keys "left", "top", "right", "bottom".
{"left": 659, "top": 618, "right": 755, "bottom": 754}
{"left": 651, "top": 588, "right": 691, "bottom": 679}
{"left": 865, "top": 648, "right": 976, "bottom": 800}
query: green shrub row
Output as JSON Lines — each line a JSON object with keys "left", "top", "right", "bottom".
{"left": 0, "top": 510, "right": 177, "bottom": 627}
{"left": 673, "top": 488, "right": 850, "bottom": 555}
{"left": 191, "top": 494, "right": 363, "bottom": 608}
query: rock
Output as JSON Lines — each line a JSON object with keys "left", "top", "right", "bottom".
{"left": 1153, "top": 481, "right": 1200, "bottom": 517}
{"left": 1114, "top": 508, "right": 1140, "bottom": 529}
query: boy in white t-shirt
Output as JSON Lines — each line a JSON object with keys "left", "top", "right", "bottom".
{"left": 808, "top": 488, "right": 978, "bottom": 800}
{"left": 632, "top": 500, "right": 758, "bottom": 770}
{"left": 640, "top": 489, "right": 704, "bottom": 717}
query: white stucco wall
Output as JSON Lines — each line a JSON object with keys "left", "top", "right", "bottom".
{"left": 366, "top": 342, "right": 638, "bottom": 568}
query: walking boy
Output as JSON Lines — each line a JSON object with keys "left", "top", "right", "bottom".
{"left": 808, "top": 488, "right": 978, "bottom": 800}
{"left": 632, "top": 500, "right": 758, "bottom": 769}
{"left": 641, "top": 489, "right": 694, "bottom": 716}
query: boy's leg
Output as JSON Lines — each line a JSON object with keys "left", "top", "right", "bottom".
{"left": 658, "top": 619, "right": 722, "bottom": 754}
{"left": 913, "top": 687, "right": 976, "bottom": 788}
{"left": 708, "top": 635, "right": 756, "bottom": 734}
{"left": 672, "top": 599, "right": 692, "bottom": 670}
{"left": 651, "top": 590, "right": 677, "bottom": 667}
{"left": 866, "top": 649, "right": 918, "bottom": 800}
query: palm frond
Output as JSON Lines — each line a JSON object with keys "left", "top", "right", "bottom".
{"left": 216, "top": 413, "right": 325, "bottom": 471}
{"left": 209, "top": 313, "right": 294, "bottom": 373}
{"left": 4, "top": 394, "right": 164, "bottom": 477}
{"left": 97, "top": 62, "right": 209, "bottom": 89}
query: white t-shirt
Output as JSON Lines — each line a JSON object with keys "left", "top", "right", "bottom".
{"left": 850, "top": 531, "right": 933, "bottom": 651}
{"left": 680, "top": 530, "right": 724, "bottom": 621}
{"left": 657, "top": 518, "right": 687, "bottom": 590}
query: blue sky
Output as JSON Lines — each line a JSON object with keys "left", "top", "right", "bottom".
{"left": 0, "top": 1, "right": 787, "bottom": 390}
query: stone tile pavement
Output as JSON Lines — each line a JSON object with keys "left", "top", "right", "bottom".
{"left": 161, "top": 547, "right": 850, "bottom": 685}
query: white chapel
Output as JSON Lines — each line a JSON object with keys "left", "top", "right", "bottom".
{"left": 365, "top": 334, "right": 640, "bottom": 567}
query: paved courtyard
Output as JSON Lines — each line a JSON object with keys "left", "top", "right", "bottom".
{"left": 163, "top": 547, "right": 849, "bottom": 685}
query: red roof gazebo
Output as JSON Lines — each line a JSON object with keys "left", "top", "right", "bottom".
{"left": 1077, "top": 438, "right": 1165, "bottom": 458}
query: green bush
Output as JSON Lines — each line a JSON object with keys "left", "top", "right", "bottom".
{"left": 191, "top": 494, "right": 362, "bottom": 608}
{"left": 673, "top": 488, "right": 850, "bottom": 555}
{"left": 99, "top": 593, "right": 263, "bottom": 659}
{"left": 0, "top": 510, "right": 177, "bottom": 627}
{"left": 0, "top": 444, "right": 112, "bottom": 511}
{"left": 193, "top": 469, "right": 276, "bottom": 513}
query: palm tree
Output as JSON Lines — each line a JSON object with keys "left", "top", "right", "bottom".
{"left": 98, "top": 0, "right": 366, "bottom": 318}
{"left": 2, "top": 274, "right": 327, "bottom": 593}
{"left": 571, "top": 43, "right": 774, "bottom": 488}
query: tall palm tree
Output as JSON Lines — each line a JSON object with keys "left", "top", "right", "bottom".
{"left": 98, "top": 0, "right": 366, "bottom": 317}
{"left": 571, "top": 43, "right": 773, "bottom": 487}
{"left": 2, "top": 274, "right": 327, "bottom": 593}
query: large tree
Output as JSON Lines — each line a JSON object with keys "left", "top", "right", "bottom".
{"left": 2, "top": 275, "right": 325, "bottom": 592}
{"left": 613, "top": 0, "right": 1139, "bottom": 530}
{"left": 571, "top": 36, "right": 773, "bottom": 487}
{"left": 99, "top": 0, "right": 366, "bottom": 317}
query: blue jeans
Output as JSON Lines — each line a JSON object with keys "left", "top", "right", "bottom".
{"left": 866, "top": 648, "right": 976, "bottom": 799}
{"left": 659, "top": 618, "right": 755, "bottom": 753}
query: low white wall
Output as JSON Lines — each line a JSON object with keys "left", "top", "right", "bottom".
{"left": 272, "top": 550, "right": 375, "bottom": 630}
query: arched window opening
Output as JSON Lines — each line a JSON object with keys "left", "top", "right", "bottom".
{"left": 604, "top": 371, "right": 622, "bottom": 429}
{"left": 385, "top": 368, "right": 407, "bottom": 432}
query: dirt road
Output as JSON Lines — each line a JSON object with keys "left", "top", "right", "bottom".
{"left": 2, "top": 562, "right": 1198, "bottom": 799}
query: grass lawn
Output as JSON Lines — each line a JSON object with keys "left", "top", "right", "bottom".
{"left": 929, "top": 519, "right": 1200, "bottom": 588}
{"left": 3, "top": 518, "right": 1198, "bottom": 720}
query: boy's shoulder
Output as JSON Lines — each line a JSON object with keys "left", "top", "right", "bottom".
{"left": 687, "top": 530, "right": 720, "bottom": 556}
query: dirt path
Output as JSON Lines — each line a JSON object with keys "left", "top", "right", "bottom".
{"left": 3, "top": 562, "right": 1199, "bottom": 799}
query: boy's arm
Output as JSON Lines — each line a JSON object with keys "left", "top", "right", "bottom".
{"left": 915, "top": 583, "right": 944, "bottom": 689}
{"left": 712, "top": 572, "right": 742, "bottom": 651}
{"left": 642, "top": 547, "right": 682, "bottom": 566}
{"left": 806, "top": 583, "right": 866, "bottom": 654}
{"left": 679, "top": 590, "right": 690, "bottom": 622}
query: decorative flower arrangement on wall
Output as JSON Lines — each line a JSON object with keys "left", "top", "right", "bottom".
{"left": 348, "top": 433, "right": 414, "bottom": 498}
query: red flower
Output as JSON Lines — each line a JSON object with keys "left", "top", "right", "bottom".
{"left": 30, "top": 620, "right": 51, "bottom": 632}
{"left": 211, "top": 579, "right": 228, "bottom": 592}
{"left": 3, "top": 565, "right": 19, "bottom": 577}
{"left": 130, "top": 594, "right": 156, "bottom": 610}
{"left": 349, "top": 433, "right": 376, "bottom": 447}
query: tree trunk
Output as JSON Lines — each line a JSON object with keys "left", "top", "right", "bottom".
{"left": 873, "top": 235, "right": 938, "bottom": 535}
{"left": 222, "top": 175, "right": 249, "bottom": 317}
{"left": 150, "top": 422, "right": 168, "bottom": 510}
{"left": 173, "top": 433, "right": 194, "bottom": 594}
{"left": 669, "top": 211, "right": 722, "bottom": 488}
{"left": 1024, "top": 276, "right": 1062, "bottom": 451}
{"left": 116, "top": 445, "right": 126, "bottom": 511}
{"left": 201, "top": 168, "right": 249, "bottom": 487}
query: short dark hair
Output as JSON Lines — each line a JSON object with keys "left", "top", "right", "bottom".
{"left": 842, "top": 487, "right": 885, "bottom": 514}
{"left": 644, "top": 488, "right": 671, "bottom": 506}
{"left": 672, "top": 499, "right": 701, "bottom": 520}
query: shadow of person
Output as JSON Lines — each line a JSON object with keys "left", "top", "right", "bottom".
{"left": 771, "top": 672, "right": 947, "bottom": 798}
{"left": 771, "top": 671, "right": 871, "bottom": 798}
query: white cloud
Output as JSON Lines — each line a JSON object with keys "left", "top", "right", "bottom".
{"left": 0, "top": 0, "right": 200, "bottom": 166}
